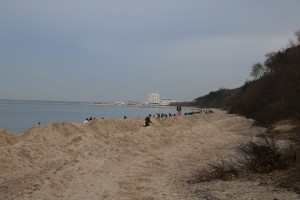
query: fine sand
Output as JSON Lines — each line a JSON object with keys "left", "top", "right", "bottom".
{"left": 0, "top": 109, "right": 299, "bottom": 200}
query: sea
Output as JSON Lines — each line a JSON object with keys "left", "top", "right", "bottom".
{"left": 0, "top": 100, "right": 190, "bottom": 133}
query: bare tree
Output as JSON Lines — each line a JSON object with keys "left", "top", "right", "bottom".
{"left": 287, "top": 30, "right": 300, "bottom": 47}
{"left": 295, "top": 29, "right": 300, "bottom": 43}
{"left": 250, "top": 62, "right": 265, "bottom": 79}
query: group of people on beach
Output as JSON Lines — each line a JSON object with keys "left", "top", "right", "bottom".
{"left": 184, "top": 109, "right": 212, "bottom": 115}
{"left": 143, "top": 105, "right": 182, "bottom": 127}
{"left": 143, "top": 107, "right": 213, "bottom": 127}
{"left": 82, "top": 106, "right": 212, "bottom": 127}
{"left": 83, "top": 117, "right": 96, "bottom": 123}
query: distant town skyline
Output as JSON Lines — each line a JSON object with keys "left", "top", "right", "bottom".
{"left": 1, "top": 1, "right": 300, "bottom": 102}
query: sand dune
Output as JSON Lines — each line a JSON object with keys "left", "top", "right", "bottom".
{"left": 0, "top": 130, "right": 20, "bottom": 147}
{"left": 0, "top": 109, "right": 299, "bottom": 200}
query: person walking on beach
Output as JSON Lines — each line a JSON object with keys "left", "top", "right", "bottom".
{"left": 145, "top": 114, "right": 153, "bottom": 127}
{"left": 176, "top": 105, "right": 182, "bottom": 116}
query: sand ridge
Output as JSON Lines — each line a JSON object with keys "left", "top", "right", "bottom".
{"left": 0, "top": 109, "right": 299, "bottom": 199}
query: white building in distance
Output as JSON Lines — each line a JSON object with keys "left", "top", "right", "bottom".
{"left": 160, "top": 98, "right": 177, "bottom": 106}
{"left": 148, "top": 93, "right": 160, "bottom": 104}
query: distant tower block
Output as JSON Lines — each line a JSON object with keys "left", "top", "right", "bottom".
{"left": 148, "top": 93, "right": 160, "bottom": 104}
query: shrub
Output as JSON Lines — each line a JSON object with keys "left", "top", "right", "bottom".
{"left": 235, "top": 134, "right": 287, "bottom": 173}
{"left": 189, "top": 134, "right": 295, "bottom": 185}
{"left": 188, "top": 157, "right": 240, "bottom": 183}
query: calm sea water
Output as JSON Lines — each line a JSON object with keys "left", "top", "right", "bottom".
{"left": 0, "top": 101, "right": 187, "bottom": 133}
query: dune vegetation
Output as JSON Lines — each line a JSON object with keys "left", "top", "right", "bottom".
{"left": 185, "top": 30, "right": 300, "bottom": 127}
{"left": 182, "top": 30, "right": 300, "bottom": 195}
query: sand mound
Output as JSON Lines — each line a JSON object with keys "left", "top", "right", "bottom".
{"left": 0, "top": 129, "right": 21, "bottom": 146}
{"left": 0, "top": 110, "right": 299, "bottom": 200}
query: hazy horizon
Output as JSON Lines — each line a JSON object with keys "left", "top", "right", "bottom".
{"left": 1, "top": 1, "right": 300, "bottom": 102}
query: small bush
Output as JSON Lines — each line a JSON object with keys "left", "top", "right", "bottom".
{"left": 189, "top": 157, "right": 240, "bottom": 183}
{"left": 235, "top": 134, "right": 287, "bottom": 173}
{"left": 189, "top": 134, "right": 295, "bottom": 184}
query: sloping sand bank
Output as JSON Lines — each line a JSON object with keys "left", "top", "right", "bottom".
{"left": 0, "top": 110, "right": 299, "bottom": 200}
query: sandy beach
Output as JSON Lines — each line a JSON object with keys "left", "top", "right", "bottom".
{"left": 0, "top": 109, "right": 299, "bottom": 200}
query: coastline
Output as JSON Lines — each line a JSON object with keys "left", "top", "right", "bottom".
{"left": 1, "top": 101, "right": 195, "bottom": 134}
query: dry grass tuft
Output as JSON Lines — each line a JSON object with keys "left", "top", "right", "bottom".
{"left": 235, "top": 133, "right": 288, "bottom": 173}
{"left": 189, "top": 133, "right": 297, "bottom": 185}
{"left": 188, "top": 157, "right": 239, "bottom": 183}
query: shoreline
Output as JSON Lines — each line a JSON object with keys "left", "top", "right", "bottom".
{"left": 0, "top": 101, "right": 199, "bottom": 134}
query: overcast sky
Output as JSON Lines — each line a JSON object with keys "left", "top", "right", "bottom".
{"left": 0, "top": 0, "right": 299, "bottom": 102}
